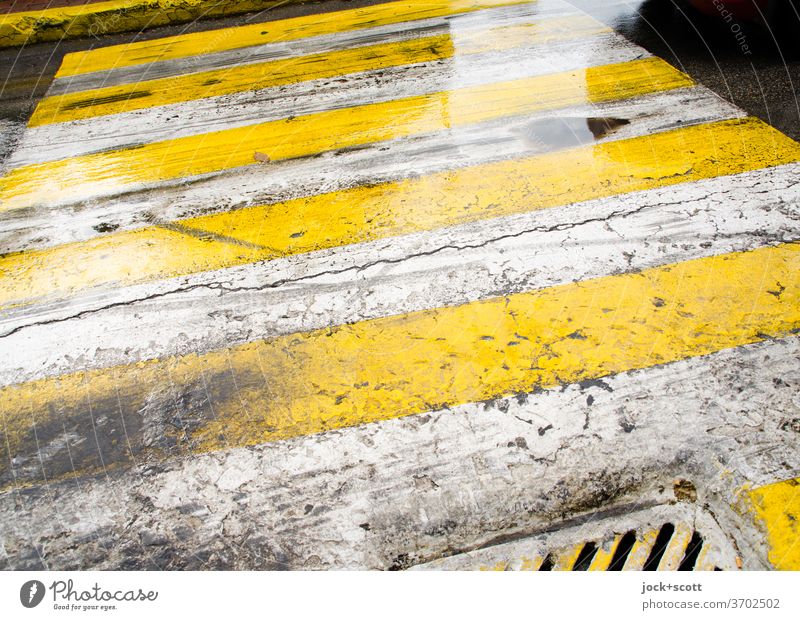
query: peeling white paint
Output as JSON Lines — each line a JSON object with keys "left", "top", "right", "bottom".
{"left": 1, "top": 338, "right": 798, "bottom": 569}
{"left": 0, "top": 86, "right": 742, "bottom": 253}
{"left": 1, "top": 162, "right": 797, "bottom": 385}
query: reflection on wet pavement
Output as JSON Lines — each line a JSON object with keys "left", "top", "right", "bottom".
{"left": 519, "top": 116, "right": 630, "bottom": 149}
{"left": 572, "top": 0, "right": 800, "bottom": 140}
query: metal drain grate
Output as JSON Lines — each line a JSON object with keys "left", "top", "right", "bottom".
{"left": 412, "top": 504, "right": 740, "bottom": 571}
{"left": 536, "top": 523, "right": 712, "bottom": 571}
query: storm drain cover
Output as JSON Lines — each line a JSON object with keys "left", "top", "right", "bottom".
{"left": 413, "top": 504, "right": 740, "bottom": 571}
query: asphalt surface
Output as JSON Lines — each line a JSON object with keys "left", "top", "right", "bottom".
{"left": 590, "top": 0, "right": 800, "bottom": 140}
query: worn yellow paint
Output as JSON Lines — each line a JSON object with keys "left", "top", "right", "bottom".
{"left": 749, "top": 478, "right": 800, "bottom": 570}
{"left": 657, "top": 523, "right": 694, "bottom": 570}
{"left": 31, "top": 14, "right": 609, "bottom": 126}
{"left": 451, "top": 14, "right": 609, "bottom": 56}
{"left": 31, "top": 35, "right": 455, "bottom": 126}
{"left": 693, "top": 544, "right": 718, "bottom": 571}
{"left": 518, "top": 556, "right": 544, "bottom": 571}
{"left": 2, "top": 242, "right": 800, "bottom": 485}
{"left": 553, "top": 543, "right": 585, "bottom": 570}
{"left": 55, "top": 0, "right": 529, "bottom": 77}
{"left": 479, "top": 561, "right": 509, "bottom": 571}
{"left": 1, "top": 57, "right": 692, "bottom": 211}
{"left": 2, "top": 117, "right": 798, "bottom": 309}
{"left": 0, "top": 0, "right": 308, "bottom": 49}
{"left": 588, "top": 535, "right": 622, "bottom": 571}
{"left": 623, "top": 530, "right": 659, "bottom": 570}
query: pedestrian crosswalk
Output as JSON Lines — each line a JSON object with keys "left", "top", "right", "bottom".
{"left": 7, "top": 116, "right": 798, "bottom": 309}
{"left": 0, "top": 0, "right": 798, "bottom": 570}
{"left": 0, "top": 56, "right": 697, "bottom": 211}
{"left": 52, "top": 0, "right": 533, "bottom": 77}
{"left": 3, "top": 240, "right": 800, "bottom": 489}
{"left": 30, "top": 13, "right": 611, "bottom": 126}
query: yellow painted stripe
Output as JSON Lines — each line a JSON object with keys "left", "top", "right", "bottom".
{"left": 518, "top": 556, "right": 545, "bottom": 571}
{"left": 0, "top": 0, "right": 135, "bottom": 21}
{"left": 588, "top": 535, "right": 622, "bottom": 571}
{"left": 479, "top": 561, "right": 510, "bottom": 571}
{"left": 32, "top": 35, "right": 455, "bottom": 127}
{"left": 2, "top": 117, "right": 798, "bottom": 309}
{"left": 623, "top": 530, "right": 659, "bottom": 570}
{"left": 553, "top": 543, "right": 585, "bottom": 570}
{"left": 1, "top": 57, "right": 692, "bottom": 211}
{"left": 0, "top": 1, "right": 324, "bottom": 49}
{"left": 657, "top": 523, "right": 693, "bottom": 570}
{"left": 749, "top": 478, "right": 800, "bottom": 570}
{"left": 55, "top": 0, "right": 529, "bottom": 77}
{"left": 31, "top": 14, "right": 609, "bottom": 127}
{"left": 2, "top": 242, "right": 800, "bottom": 486}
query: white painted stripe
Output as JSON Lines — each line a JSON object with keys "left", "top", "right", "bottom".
{"left": 1, "top": 336, "right": 797, "bottom": 569}
{"left": 47, "top": 1, "right": 575, "bottom": 94}
{"left": 11, "top": 31, "right": 646, "bottom": 168}
{"left": 1, "top": 161, "right": 797, "bottom": 385}
{"left": 0, "top": 86, "right": 741, "bottom": 253}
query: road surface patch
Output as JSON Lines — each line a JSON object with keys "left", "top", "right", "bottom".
{"left": 2, "top": 336, "right": 798, "bottom": 568}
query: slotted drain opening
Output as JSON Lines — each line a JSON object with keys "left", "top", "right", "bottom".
{"left": 572, "top": 542, "right": 598, "bottom": 571}
{"left": 643, "top": 523, "right": 675, "bottom": 570}
{"left": 608, "top": 530, "right": 637, "bottom": 571}
{"left": 412, "top": 503, "right": 740, "bottom": 571}
{"left": 563, "top": 523, "right": 713, "bottom": 572}
{"left": 678, "top": 531, "right": 704, "bottom": 571}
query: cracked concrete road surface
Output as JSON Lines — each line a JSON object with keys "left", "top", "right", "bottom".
{"left": 1, "top": 0, "right": 799, "bottom": 571}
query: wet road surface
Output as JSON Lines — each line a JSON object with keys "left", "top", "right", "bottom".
{"left": 586, "top": 0, "right": 800, "bottom": 140}
{"left": 2, "top": 0, "right": 799, "bottom": 153}
{"left": 0, "top": 0, "right": 799, "bottom": 570}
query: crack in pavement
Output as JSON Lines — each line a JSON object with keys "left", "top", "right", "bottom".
{"left": 1, "top": 196, "right": 797, "bottom": 341}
